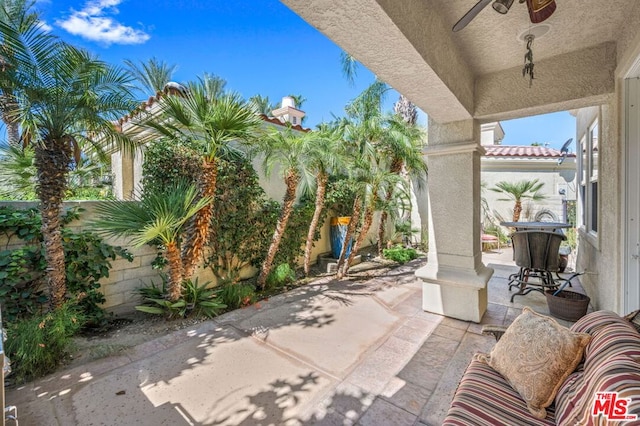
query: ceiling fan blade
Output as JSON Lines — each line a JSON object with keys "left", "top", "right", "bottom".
{"left": 526, "top": 0, "right": 556, "bottom": 23}
{"left": 453, "top": 0, "right": 494, "bottom": 32}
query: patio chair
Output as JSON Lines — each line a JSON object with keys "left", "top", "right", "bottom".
{"left": 481, "top": 225, "right": 501, "bottom": 253}
{"left": 508, "top": 230, "right": 568, "bottom": 302}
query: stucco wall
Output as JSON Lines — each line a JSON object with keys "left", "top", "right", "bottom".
{"left": 574, "top": 100, "right": 621, "bottom": 312}
{"left": 481, "top": 160, "right": 577, "bottom": 224}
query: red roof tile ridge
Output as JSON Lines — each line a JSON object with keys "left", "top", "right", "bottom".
{"left": 117, "top": 91, "right": 310, "bottom": 132}
{"left": 484, "top": 144, "right": 575, "bottom": 158}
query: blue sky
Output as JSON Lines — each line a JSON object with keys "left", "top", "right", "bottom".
{"left": 31, "top": 0, "right": 575, "bottom": 151}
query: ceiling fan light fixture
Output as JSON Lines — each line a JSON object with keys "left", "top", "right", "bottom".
{"left": 492, "top": 0, "right": 514, "bottom": 14}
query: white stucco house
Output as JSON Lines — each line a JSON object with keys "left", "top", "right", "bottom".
{"left": 480, "top": 122, "right": 577, "bottom": 225}
{"left": 110, "top": 92, "right": 308, "bottom": 202}
{"left": 281, "top": 0, "right": 640, "bottom": 321}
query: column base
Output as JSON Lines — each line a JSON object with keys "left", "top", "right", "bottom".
{"left": 415, "top": 263, "right": 493, "bottom": 323}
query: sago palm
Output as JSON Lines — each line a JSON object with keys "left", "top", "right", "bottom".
{"left": 1, "top": 12, "right": 136, "bottom": 310}
{"left": 490, "top": 179, "right": 546, "bottom": 222}
{"left": 143, "top": 75, "right": 262, "bottom": 279}
{"left": 92, "top": 182, "right": 211, "bottom": 302}
{"left": 254, "top": 127, "right": 312, "bottom": 289}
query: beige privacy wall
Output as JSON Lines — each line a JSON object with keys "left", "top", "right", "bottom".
{"left": 0, "top": 200, "right": 344, "bottom": 315}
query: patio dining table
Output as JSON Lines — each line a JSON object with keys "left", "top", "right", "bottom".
{"left": 500, "top": 221, "right": 572, "bottom": 232}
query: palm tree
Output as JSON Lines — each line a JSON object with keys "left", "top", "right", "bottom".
{"left": 254, "top": 127, "right": 312, "bottom": 289}
{"left": 143, "top": 76, "right": 263, "bottom": 279}
{"left": 1, "top": 13, "right": 136, "bottom": 310}
{"left": 123, "top": 57, "right": 177, "bottom": 96}
{"left": 302, "top": 124, "right": 343, "bottom": 276}
{"left": 0, "top": 143, "right": 37, "bottom": 199}
{"left": 0, "top": 144, "right": 107, "bottom": 200}
{"left": 0, "top": 0, "right": 44, "bottom": 146}
{"left": 288, "top": 94, "right": 307, "bottom": 110}
{"left": 339, "top": 168, "right": 403, "bottom": 277}
{"left": 92, "top": 182, "right": 210, "bottom": 301}
{"left": 340, "top": 52, "right": 425, "bottom": 255}
{"left": 340, "top": 50, "right": 419, "bottom": 129}
{"left": 249, "top": 94, "right": 277, "bottom": 116}
{"left": 490, "top": 179, "right": 546, "bottom": 222}
{"left": 376, "top": 115, "right": 426, "bottom": 255}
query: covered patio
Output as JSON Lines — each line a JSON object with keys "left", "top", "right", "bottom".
{"left": 280, "top": 0, "right": 640, "bottom": 318}
{"left": 7, "top": 252, "right": 588, "bottom": 425}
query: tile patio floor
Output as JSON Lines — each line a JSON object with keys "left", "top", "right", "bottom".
{"left": 6, "top": 249, "right": 588, "bottom": 425}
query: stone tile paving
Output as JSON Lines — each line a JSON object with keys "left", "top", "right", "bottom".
{"left": 6, "top": 251, "right": 588, "bottom": 425}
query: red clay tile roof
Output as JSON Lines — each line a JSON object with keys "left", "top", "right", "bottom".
{"left": 484, "top": 145, "right": 576, "bottom": 158}
{"left": 117, "top": 88, "right": 310, "bottom": 132}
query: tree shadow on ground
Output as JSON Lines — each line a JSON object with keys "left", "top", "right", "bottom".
{"left": 208, "top": 372, "right": 322, "bottom": 425}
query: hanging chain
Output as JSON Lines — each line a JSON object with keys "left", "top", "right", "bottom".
{"left": 522, "top": 34, "right": 535, "bottom": 88}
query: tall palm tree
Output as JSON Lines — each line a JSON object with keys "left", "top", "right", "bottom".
{"left": 302, "top": 124, "right": 343, "bottom": 276}
{"left": 143, "top": 76, "right": 262, "bottom": 278}
{"left": 288, "top": 94, "right": 307, "bottom": 110}
{"left": 376, "top": 115, "right": 426, "bottom": 254}
{"left": 0, "top": 14, "right": 136, "bottom": 309}
{"left": 123, "top": 57, "right": 177, "bottom": 96}
{"left": 340, "top": 52, "right": 425, "bottom": 255}
{"left": 339, "top": 168, "right": 402, "bottom": 277}
{"left": 254, "top": 127, "right": 312, "bottom": 289}
{"left": 92, "top": 182, "right": 210, "bottom": 302}
{"left": 0, "top": 0, "right": 44, "bottom": 146}
{"left": 490, "top": 179, "right": 546, "bottom": 222}
{"left": 249, "top": 94, "right": 277, "bottom": 116}
{"left": 340, "top": 50, "right": 419, "bottom": 128}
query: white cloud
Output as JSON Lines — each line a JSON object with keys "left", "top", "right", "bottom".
{"left": 38, "top": 21, "right": 53, "bottom": 33}
{"left": 56, "top": 0, "right": 149, "bottom": 45}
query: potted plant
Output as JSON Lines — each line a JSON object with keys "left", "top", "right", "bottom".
{"left": 325, "top": 177, "right": 358, "bottom": 259}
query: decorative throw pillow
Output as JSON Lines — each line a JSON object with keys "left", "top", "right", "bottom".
{"left": 475, "top": 307, "right": 591, "bottom": 419}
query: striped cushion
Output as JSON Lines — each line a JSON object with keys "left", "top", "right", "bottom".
{"left": 443, "top": 359, "right": 556, "bottom": 425}
{"left": 555, "top": 311, "right": 640, "bottom": 425}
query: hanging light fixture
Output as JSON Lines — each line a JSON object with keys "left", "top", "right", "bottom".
{"left": 522, "top": 34, "right": 535, "bottom": 87}
{"left": 492, "top": 0, "right": 514, "bottom": 14}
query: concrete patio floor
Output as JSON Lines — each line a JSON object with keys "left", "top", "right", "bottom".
{"left": 7, "top": 249, "right": 588, "bottom": 425}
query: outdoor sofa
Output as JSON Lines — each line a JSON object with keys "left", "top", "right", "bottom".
{"left": 443, "top": 309, "right": 640, "bottom": 425}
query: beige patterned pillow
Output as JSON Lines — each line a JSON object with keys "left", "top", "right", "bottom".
{"left": 475, "top": 307, "right": 591, "bottom": 419}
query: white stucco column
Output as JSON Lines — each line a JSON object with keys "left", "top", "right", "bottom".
{"left": 415, "top": 118, "right": 493, "bottom": 322}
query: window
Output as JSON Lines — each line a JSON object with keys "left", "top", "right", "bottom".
{"left": 579, "top": 119, "right": 599, "bottom": 235}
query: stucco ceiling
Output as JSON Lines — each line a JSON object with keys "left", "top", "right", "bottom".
{"left": 281, "top": 0, "right": 639, "bottom": 122}
{"left": 436, "top": 0, "right": 636, "bottom": 75}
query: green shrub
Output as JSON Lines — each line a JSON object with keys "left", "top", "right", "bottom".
{"left": 218, "top": 283, "right": 256, "bottom": 310}
{"left": 383, "top": 246, "right": 419, "bottom": 264}
{"left": 0, "top": 246, "right": 47, "bottom": 320}
{"left": 268, "top": 200, "right": 318, "bottom": 269}
{"left": 141, "top": 138, "right": 202, "bottom": 197}
{"left": 5, "top": 302, "right": 86, "bottom": 383}
{"left": 266, "top": 263, "right": 296, "bottom": 289}
{"left": 564, "top": 227, "right": 577, "bottom": 250}
{"left": 135, "top": 278, "right": 226, "bottom": 319}
{"left": 206, "top": 157, "right": 274, "bottom": 282}
{"left": 0, "top": 206, "right": 132, "bottom": 325}
{"left": 325, "top": 176, "right": 358, "bottom": 216}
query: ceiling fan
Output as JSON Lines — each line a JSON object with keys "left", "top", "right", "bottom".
{"left": 453, "top": 0, "right": 556, "bottom": 32}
